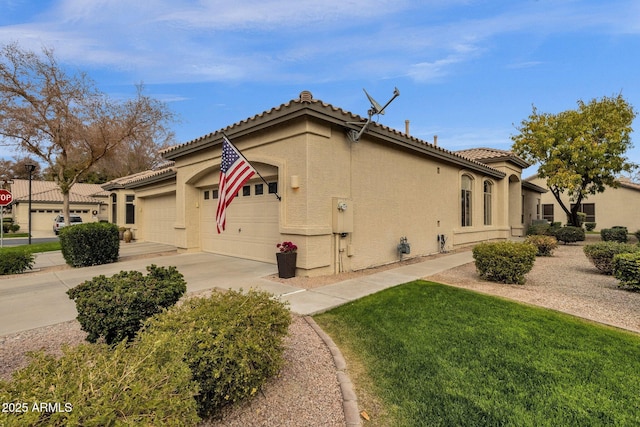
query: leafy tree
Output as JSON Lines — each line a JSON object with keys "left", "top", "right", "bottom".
{"left": 0, "top": 43, "right": 176, "bottom": 224}
{"left": 512, "top": 95, "right": 636, "bottom": 226}
{"left": 0, "top": 156, "right": 43, "bottom": 182}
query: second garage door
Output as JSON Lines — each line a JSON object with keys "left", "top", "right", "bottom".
{"left": 141, "top": 193, "right": 176, "bottom": 245}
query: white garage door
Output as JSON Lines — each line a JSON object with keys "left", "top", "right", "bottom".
{"left": 142, "top": 193, "right": 176, "bottom": 245}
{"left": 200, "top": 183, "right": 280, "bottom": 263}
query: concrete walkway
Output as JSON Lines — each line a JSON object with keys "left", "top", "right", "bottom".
{"left": 0, "top": 242, "right": 474, "bottom": 336}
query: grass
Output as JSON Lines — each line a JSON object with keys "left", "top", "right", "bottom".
{"left": 315, "top": 281, "right": 640, "bottom": 427}
{"left": 0, "top": 241, "right": 61, "bottom": 254}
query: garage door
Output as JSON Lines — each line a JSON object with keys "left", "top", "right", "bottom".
{"left": 142, "top": 193, "right": 176, "bottom": 245}
{"left": 200, "top": 182, "right": 280, "bottom": 263}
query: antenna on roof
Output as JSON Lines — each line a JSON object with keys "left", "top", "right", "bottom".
{"left": 347, "top": 87, "right": 400, "bottom": 142}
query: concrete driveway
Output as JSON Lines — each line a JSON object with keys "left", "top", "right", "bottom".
{"left": 0, "top": 241, "right": 474, "bottom": 336}
{"left": 0, "top": 242, "right": 291, "bottom": 335}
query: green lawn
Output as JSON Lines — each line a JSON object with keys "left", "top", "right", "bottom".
{"left": 315, "top": 281, "right": 640, "bottom": 427}
{"left": 0, "top": 241, "right": 61, "bottom": 254}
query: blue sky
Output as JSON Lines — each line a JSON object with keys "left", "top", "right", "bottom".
{"left": 1, "top": 0, "right": 640, "bottom": 177}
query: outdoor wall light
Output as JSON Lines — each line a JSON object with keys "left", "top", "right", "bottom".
{"left": 290, "top": 175, "right": 300, "bottom": 189}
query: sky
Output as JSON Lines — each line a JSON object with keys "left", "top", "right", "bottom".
{"left": 1, "top": 0, "right": 640, "bottom": 177}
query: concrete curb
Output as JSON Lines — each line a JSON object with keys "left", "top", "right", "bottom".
{"left": 304, "top": 316, "right": 361, "bottom": 427}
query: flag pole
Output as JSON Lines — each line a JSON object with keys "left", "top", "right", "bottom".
{"left": 222, "top": 134, "right": 281, "bottom": 201}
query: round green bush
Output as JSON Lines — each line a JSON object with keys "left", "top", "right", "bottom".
{"left": 0, "top": 340, "right": 199, "bottom": 426}
{"left": 613, "top": 252, "right": 640, "bottom": 290}
{"left": 139, "top": 289, "right": 291, "bottom": 418}
{"left": 0, "top": 248, "right": 34, "bottom": 275}
{"left": 583, "top": 242, "right": 639, "bottom": 275}
{"left": 59, "top": 222, "right": 119, "bottom": 267}
{"left": 524, "top": 235, "right": 558, "bottom": 257}
{"left": 67, "top": 264, "right": 187, "bottom": 344}
{"left": 601, "top": 227, "right": 629, "bottom": 243}
{"left": 472, "top": 241, "right": 537, "bottom": 285}
{"left": 555, "top": 226, "right": 585, "bottom": 244}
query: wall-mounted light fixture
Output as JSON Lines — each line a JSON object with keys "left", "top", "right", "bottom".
{"left": 290, "top": 175, "right": 300, "bottom": 189}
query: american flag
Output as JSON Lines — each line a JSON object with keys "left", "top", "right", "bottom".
{"left": 216, "top": 136, "right": 256, "bottom": 233}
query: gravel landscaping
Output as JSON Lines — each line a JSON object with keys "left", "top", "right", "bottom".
{"left": 2, "top": 239, "right": 639, "bottom": 426}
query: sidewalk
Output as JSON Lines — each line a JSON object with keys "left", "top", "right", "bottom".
{"left": 0, "top": 243, "right": 474, "bottom": 335}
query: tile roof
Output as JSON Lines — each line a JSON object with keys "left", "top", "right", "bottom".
{"left": 617, "top": 177, "right": 640, "bottom": 192}
{"left": 10, "top": 180, "right": 107, "bottom": 204}
{"left": 160, "top": 91, "right": 507, "bottom": 179}
{"left": 455, "top": 147, "right": 530, "bottom": 168}
{"left": 101, "top": 164, "right": 176, "bottom": 190}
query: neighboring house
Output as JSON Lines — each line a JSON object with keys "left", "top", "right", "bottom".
{"left": 102, "top": 165, "right": 176, "bottom": 241}
{"left": 104, "top": 91, "right": 544, "bottom": 277}
{"left": 8, "top": 180, "right": 108, "bottom": 233}
{"left": 527, "top": 175, "right": 640, "bottom": 231}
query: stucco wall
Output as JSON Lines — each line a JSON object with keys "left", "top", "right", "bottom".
{"left": 528, "top": 176, "right": 640, "bottom": 231}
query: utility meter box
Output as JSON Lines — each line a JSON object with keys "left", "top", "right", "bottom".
{"left": 332, "top": 198, "right": 353, "bottom": 233}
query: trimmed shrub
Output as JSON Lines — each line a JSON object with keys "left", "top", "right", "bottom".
{"left": 0, "top": 248, "right": 34, "bottom": 275}
{"left": 67, "top": 264, "right": 187, "bottom": 344}
{"left": 601, "top": 227, "right": 628, "bottom": 243}
{"left": 524, "top": 235, "right": 558, "bottom": 256}
{"left": 59, "top": 222, "right": 119, "bottom": 267}
{"left": 526, "top": 222, "right": 551, "bottom": 236}
{"left": 555, "top": 226, "right": 585, "bottom": 244}
{"left": 0, "top": 340, "right": 199, "bottom": 426}
{"left": 576, "top": 212, "right": 587, "bottom": 227}
{"left": 140, "top": 289, "right": 291, "bottom": 418}
{"left": 583, "top": 242, "right": 639, "bottom": 275}
{"left": 635, "top": 230, "right": 640, "bottom": 242}
{"left": 472, "top": 241, "right": 537, "bottom": 285}
{"left": 584, "top": 222, "right": 597, "bottom": 231}
{"left": 613, "top": 252, "right": 640, "bottom": 290}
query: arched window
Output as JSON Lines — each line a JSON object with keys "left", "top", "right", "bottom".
{"left": 461, "top": 175, "right": 472, "bottom": 227}
{"left": 484, "top": 180, "right": 493, "bottom": 226}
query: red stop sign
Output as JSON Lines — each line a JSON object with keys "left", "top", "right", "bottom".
{"left": 0, "top": 189, "right": 13, "bottom": 206}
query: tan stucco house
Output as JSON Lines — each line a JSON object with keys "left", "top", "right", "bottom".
{"left": 103, "top": 91, "right": 544, "bottom": 276}
{"left": 526, "top": 175, "right": 640, "bottom": 231}
{"left": 7, "top": 179, "right": 108, "bottom": 234}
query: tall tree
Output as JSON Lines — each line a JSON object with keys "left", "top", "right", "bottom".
{"left": 0, "top": 43, "right": 175, "bottom": 224}
{"left": 512, "top": 95, "right": 636, "bottom": 226}
{"left": 0, "top": 156, "right": 43, "bottom": 182}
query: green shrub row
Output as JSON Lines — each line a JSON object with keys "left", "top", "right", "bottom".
{"left": 59, "top": 222, "right": 119, "bottom": 267}
{"left": 1, "top": 289, "right": 291, "bottom": 425}
{"left": 0, "top": 339, "right": 199, "bottom": 426}
{"left": 0, "top": 248, "right": 34, "bottom": 275}
{"left": 613, "top": 252, "right": 640, "bottom": 290}
{"left": 554, "top": 226, "right": 585, "bottom": 244}
{"left": 140, "top": 289, "right": 292, "bottom": 417}
{"left": 583, "top": 242, "right": 639, "bottom": 275}
{"left": 524, "top": 235, "right": 558, "bottom": 257}
{"left": 473, "top": 241, "right": 537, "bottom": 285}
{"left": 601, "top": 227, "right": 629, "bottom": 243}
{"left": 1, "top": 221, "right": 20, "bottom": 233}
{"left": 67, "top": 264, "right": 187, "bottom": 344}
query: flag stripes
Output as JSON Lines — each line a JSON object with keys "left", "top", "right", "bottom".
{"left": 216, "top": 136, "right": 256, "bottom": 233}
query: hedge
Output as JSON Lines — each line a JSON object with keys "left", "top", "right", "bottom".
{"left": 0, "top": 248, "right": 34, "bottom": 275}
{"left": 59, "top": 222, "right": 119, "bottom": 267}
{"left": 67, "top": 265, "right": 187, "bottom": 344}
{"left": 583, "top": 242, "right": 639, "bottom": 275}
{"left": 613, "top": 252, "right": 640, "bottom": 290}
{"left": 472, "top": 241, "right": 537, "bottom": 285}
{"left": 601, "top": 227, "right": 629, "bottom": 243}
{"left": 524, "top": 235, "right": 558, "bottom": 257}
{"left": 139, "top": 290, "right": 291, "bottom": 418}
{"left": 555, "top": 226, "right": 585, "bottom": 244}
{"left": 0, "top": 339, "right": 199, "bottom": 426}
